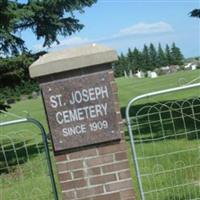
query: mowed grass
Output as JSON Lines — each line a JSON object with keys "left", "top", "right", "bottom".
{"left": 135, "top": 139, "right": 200, "bottom": 200}
{"left": 116, "top": 70, "right": 200, "bottom": 199}
{"left": 117, "top": 69, "right": 200, "bottom": 108}
{"left": 1, "top": 69, "right": 200, "bottom": 199}
{"left": 117, "top": 70, "right": 200, "bottom": 199}
{"left": 0, "top": 101, "right": 61, "bottom": 199}
{"left": 1, "top": 154, "right": 54, "bottom": 200}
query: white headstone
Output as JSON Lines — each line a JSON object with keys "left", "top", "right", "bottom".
{"left": 124, "top": 70, "right": 128, "bottom": 78}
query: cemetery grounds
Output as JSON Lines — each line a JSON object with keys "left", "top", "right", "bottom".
{"left": 1, "top": 69, "right": 200, "bottom": 199}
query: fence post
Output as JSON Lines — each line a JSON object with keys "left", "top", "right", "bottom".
{"left": 29, "top": 44, "right": 135, "bottom": 200}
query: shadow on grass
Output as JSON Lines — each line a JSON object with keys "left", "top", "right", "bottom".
{"left": 121, "top": 97, "right": 200, "bottom": 143}
{"left": 0, "top": 140, "right": 45, "bottom": 174}
{"left": 164, "top": 193, "right": 200, "bottom": 200}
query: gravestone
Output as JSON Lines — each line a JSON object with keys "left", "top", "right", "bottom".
{"left": 29, "top": 44, "right": 135, "bottom": 200}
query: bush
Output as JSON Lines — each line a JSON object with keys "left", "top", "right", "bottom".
{"left": 28, "top": 95, "right": 33, "bottom": 99}
{"left": 0, "top": 81, "right": 39, "bottom": 102}
{"left": 196, "top": 64, "right": 200, "bottom": 69}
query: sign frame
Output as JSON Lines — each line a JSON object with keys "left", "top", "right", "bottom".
{"left": 41, "top": 71, "right": 121, "bottom": 151}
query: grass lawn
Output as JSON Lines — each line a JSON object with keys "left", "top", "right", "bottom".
{"left": 117, "top": 69, "right": 200, "bottom": 107}
{"left": 1, "top": 69, "right": 200, "bottom": 199}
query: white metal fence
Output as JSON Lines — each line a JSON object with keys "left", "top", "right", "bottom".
{"left": 126, "top": 83, "right": 200, "bottom": 200}
{"left": 0, "top": 113, "right": 59, "bottom": 200}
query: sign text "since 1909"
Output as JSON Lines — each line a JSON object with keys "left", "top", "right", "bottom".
{"left": 49, "top": 86, "right": 109, "bottom": 136}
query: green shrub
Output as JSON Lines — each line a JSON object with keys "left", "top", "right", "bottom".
{"left": 0, "top": 81, "right": 39, "bottom": 102}
{"left": 28, "top": 95, "right": 33, "bottom": 99}
{"left": 16, "top": 97, "right": 21, "bottom": 101}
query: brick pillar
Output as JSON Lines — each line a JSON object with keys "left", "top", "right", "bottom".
{"left": 56, "top": 141, "right": 135, "bottom": 200}
{"left": 29, "top": 44, "right": 135, "bottom": 200}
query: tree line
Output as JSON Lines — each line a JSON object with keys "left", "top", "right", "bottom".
{"left": 114, "top": 43, "right": 184, "bottom": 77}
{"left": 0, "top": 1, "right": 196, "bottom": 110}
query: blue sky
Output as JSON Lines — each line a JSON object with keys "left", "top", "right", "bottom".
{"left": 21, "top": 0, "right": 200, "bottom": 57}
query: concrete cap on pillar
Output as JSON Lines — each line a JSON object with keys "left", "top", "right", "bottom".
{"left": 29, "top": 44, "right": 118, "bottom": 78}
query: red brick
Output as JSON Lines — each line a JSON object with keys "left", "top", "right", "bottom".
{"left": 92, "top": 192, "right": 121, "bottom": 200}
{"left": 58, "top": 172, "right": 72, "bottom": 182}
{"left": 114, "top": 93, "right": 119, "bottom": 101}
{"left": 90, "top": 174, "right": 116, "bottom": 185}
{"left": 66, "top": 160, "right": 83, "bottom": 170}
{"left": 117, "top": 113, "right": 122, "bottom": 123}
{"left": 105, "top": 179, "right": 133, "bottom": 192}
{"left": 120, "top": 189, "right": 135, "bottom": 199}
{"left": 61, "top": 179, "right": 87, "bottom": 190}
{"left": 108, "top": 71, "right": 115, "bottom": 81}
{"left": 73, "top": 170, "right": 85, "bottom": 179}
{"left": 102, "top": 161, "right": 129, "bottom": 173}
{"left": 115, "top": 152, "right": 128, "bottom": 161}
{"left": 98, "top": 142, "right": 126, "bottom": 155}
{"left": 57, "top": 163, "right": 67, "bottom": 172}
{"left": 69, "top": 148, "right": 97, "bottom": 160}
{"left": 118, "top": 170, "right": 131, "bottom": 180}
{"left": 55, "top": 154, "right": 67, "bottom": 162}
{"left": 114, "top": 101, "right": 121, "bottom": 113}
{"left": 108, "top": 70, "right": 114, "bottom": 74}
{"left": 118, "top": 122, "right": 125, "bottom": 132}
{"left": 62, "top": 190, "right": 75, "bottom": 199}
{"left": 76, "top": 186, "right": 104, "bottom": 198}
{"left": 111, "top": 82, "right": 118, "bottom": 93}
{"left": 87, "top": 167, "right": 101, "bottom": 176}
{"left": 77, "top": 193, "right": 121, "bottom": 200}
{"left": 86, "top": 154, "right": 113, "bottom": 167}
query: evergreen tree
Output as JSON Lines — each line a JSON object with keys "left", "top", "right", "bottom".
{"left": 141, "top": 44, "right": 150, "bottom": 70}
{"left": 113, "top": 43, "right": 184, "bottom": 77}
{"left": 127, "top": 48, "right": 134, "bottom": 71}
{"left": 165, "top": 44, "right": 172, "bottom": 65}
{"left": 0, "top": 0, "right": 97, "bottom": 56}
{"left": 113, "top": 58, "right": 123, "bottom": 77}
{"left": 149, "top": 43, "right": 158, "bottom": 69}
{"left": 0, "top": 0, "right": 97, "bottom": 111}
{"left": 120, "top": 53, "right": 129, "bottom": 71}
{"left": 157, "top": 43, "right": 167, "bottom": 67}
{"left": 114, "top": 53, "right": 129, "bottom": 77}
{"left": 0, "top": 51, "right": 46, "bottom": 85}
{"left": 127, "top": 48, "right": 133, "bottom": 62}
{"left": 170, "top": 42, "right": 184, "bottom": 65}
{"left": 190, "top": 9, "right": 200, "bottom": 18}
{"left": 132, "top": 48, "right": 142, "bottom": 71}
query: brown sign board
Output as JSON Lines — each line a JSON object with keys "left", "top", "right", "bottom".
{"left": 41, "top": 71, "right": 121, "bottom": 151}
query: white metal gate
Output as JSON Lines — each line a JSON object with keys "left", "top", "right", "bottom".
{"left": 126, "top": 83, "right": 200, "bottom": 200}
{"left": 0, "top": 114, "right": 59, "bottom": 200}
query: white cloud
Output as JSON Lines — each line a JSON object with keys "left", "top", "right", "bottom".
{"left": 33, "top": 44, "right": 44, "bottom": 51}
{"left": 115, "top": 21, "right": 174, "bottom": 37}
{"left": 33, "top": 36, "right": 89, "bottom": 51}
{"left": 53, "top": 36, "right": 89, "bottom": 47}
{"left": 32, "top": 22, "right": 173, "bottom": 52}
